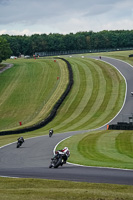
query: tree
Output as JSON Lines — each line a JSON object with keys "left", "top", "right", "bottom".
{"left": 1, "top": 30, "right": 133, "bottom": 56}
{"left": 0, "top": 36, "right": 12, "bottom": 63}
{"left": 8, "top": 36, "right": 20, "bottom": 56}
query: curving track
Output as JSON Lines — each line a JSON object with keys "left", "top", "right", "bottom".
{"left": 0, "top": 57, "right": 133, "bottom": 185}
{"left": 94, "top": 56, "right": 133, "bottom": 125}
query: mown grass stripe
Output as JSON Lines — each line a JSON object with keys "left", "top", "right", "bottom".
{"left": 48, "top": 60, "right": 82, "bottom": 130}
{"left": 89, "top": 61, "right": 126, "bottom": 128}
{"left": 74, "top": 59, "right": 124, "bottom": 130}
{"left": 97, "top": 131, "right": 133, "bottom": 163}
{"left": 54, "top": 58, "right": 95, "bottom": 132}
{"left": 62, "top": 59, "right": 101, "bottom": 131}
{"left": 116, "top": 131, "right": 133, "bottom": 159}
{"left": 77, "top": 132, "right": 118, "bottom": 162}
{"left": 81, "top": 61, "right": 115, "bottom": 128}
{"left": 33, "top": 60, "right": 68, "bottom": 120}
{"left": 0, "top": 64, "right": 23, "bottom": 107}
{"left": 69, "top": 59, "right": 107, "bottom": 130}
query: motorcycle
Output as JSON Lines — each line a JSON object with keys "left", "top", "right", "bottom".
{"left": 49, "top": 151, "right": 65, "bottom": 168}
{"left": 49, "top": 130, "right": 53, "bottom": 137}
{"left": 16, "top": 140, "right": 23, "bottom": 148}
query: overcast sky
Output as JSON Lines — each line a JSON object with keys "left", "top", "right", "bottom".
{"left": 0, "top": 0, "right": 133, "bottom": 36}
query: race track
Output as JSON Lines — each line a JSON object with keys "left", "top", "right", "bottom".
{"left": 95, "top": 56, "right": 133, "bottom": 125}
{"left": 0, "top": 56, "right": 133, "bottom": 185}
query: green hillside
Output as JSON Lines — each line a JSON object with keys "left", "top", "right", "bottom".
{"left": 41, "top": 56, "right": 125, "bottom": 132}
{"left": 0, "top": 58, "right": 68, "bottom": 131}
{"left": 0, "top": 51, "right": 133, "bottom": 199}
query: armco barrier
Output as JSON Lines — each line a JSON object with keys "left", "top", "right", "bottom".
{"left": 0, "top": 58, "right": 73, "bottom": 136}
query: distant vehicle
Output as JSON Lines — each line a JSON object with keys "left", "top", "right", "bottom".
{"left": 10, "top": 56, "right": 17, "bottom": 59}
{"left": 24, "top": 55, "right": 30, "bottom": 58}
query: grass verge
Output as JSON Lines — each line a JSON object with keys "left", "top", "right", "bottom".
{"left": 0, "top": 177, "right": 133, "bottom": 200}
{"left": 57, "top": 130, "right": 133, "bottom": 169}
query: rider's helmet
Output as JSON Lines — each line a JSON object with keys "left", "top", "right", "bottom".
{"left": 62, "top": 147, "right": 68, "bottom": 152}
{"left": 63, "top": 147, "right": 70, "bottom": 156}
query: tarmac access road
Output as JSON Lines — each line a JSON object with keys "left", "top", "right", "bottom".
{"left": 0, "top": 57, "right": 133, "bottom": 185}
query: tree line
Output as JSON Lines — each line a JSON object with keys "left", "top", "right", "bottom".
{"left": 0, "top": 36, "right": 12, "bottom": 63}
{"left": 0, "top": 30, "right": 133, "bottom": 61}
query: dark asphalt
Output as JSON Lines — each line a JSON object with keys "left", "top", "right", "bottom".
{"left": 0, "top": 56, "right": 133, "bottom": 185}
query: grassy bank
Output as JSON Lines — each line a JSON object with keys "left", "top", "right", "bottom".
{"left": 39, "top": 57, "right": 125, "bottom": 133}
{"left": 57, "top": 130, "right": 133, "bottom": 169}
{"left": 0, "top": 58, "right": 68, "bottom": 131}
{"left": 0, "top": 177, "right": 133, "bottom": 200}
{"left": 0, "top": 56, "right": 125, "bottom": 134}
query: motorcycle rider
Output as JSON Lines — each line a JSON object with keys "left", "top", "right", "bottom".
{"left": 49, "top": 129, "right": 53, "bottom": 137}
{"left": 49, "top": 147, "right": 70, "bottom": 168}
{"left": 17, "top": 136, "right": 24, "bottom": 145}
{"left": 58, "top": 147, "right": 70, "bottom": 164}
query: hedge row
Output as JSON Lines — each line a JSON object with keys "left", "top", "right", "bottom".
{"left": 0, "top": 58, "right": 73, "bottom": 136}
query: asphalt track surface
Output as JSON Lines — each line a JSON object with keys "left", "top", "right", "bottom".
{"left": 0, "top": 56, "right": 133, "bottom": 185}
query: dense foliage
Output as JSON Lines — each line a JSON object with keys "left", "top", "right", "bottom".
{"left": 0, "top": 36, "right": 12, "bottom": 63}
{"left": 1, "top": 30, "right": 133, "bottom": 56}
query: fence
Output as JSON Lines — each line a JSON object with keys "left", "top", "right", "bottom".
{"left": 35, "top": 47, "right": 133, "bottom": 57}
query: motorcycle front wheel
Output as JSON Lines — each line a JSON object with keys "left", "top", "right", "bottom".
{"left": 49, "top": 164, "right": 53, "bottom": 168}
{"left": 54, "top": 157, "right": 62, "bottom": 168}
{"left": 16, "top": 143, "right": 20, "bottom": 148}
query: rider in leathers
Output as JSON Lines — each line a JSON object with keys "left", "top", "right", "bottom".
{"left": 58, "top": 147, "right": 70, "bottom": 164}
{"left": 17, "top": 136, "right": 24, "bottom": 145}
